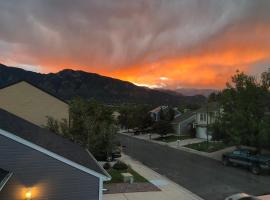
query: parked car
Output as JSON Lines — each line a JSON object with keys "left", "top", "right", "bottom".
{"left": 225, "top": 193, "right": 260, "bottom": 200}
{"left": 222, "top": 149, "right": 270, "bottom": 175}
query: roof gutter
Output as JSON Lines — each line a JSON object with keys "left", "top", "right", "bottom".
{"left": 86, "top": 149, "right": 111, "bottom": 181}
{"left": 0, "top": 172, "right": 13, "bottom": 192}
{"left": 0, "top": 129, "right": 109, "bottom": 181}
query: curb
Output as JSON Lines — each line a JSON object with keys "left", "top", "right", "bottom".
{"left": 120, "top": 132, "right": 221, "bottom": 161}
{"left": 122, "top": 154, "right": 205, "bottom": 200}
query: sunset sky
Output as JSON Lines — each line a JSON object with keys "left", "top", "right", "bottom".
{"left": 0, "top": 0, "right": 270, "bottom": 89}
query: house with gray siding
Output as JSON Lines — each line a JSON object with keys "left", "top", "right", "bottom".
{"left": 0, "top": 108, "right": 110, "bottom": 200}
{"left": 171, "top": 111, "right": 196, "bottom": 136}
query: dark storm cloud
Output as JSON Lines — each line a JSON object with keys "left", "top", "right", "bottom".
{"left": 0, "top": 0, "right": 270, "bottom": 88}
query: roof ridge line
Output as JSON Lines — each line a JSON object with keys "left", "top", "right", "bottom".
{"left": 0, "top": 128, "right": 110, "bottom": 180}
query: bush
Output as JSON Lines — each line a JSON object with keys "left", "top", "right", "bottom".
{"left": 103, "top": 162, "right": 111, "bottom": 170}
{"left": 113, "top": 161, "right": 128, "bottom": 170}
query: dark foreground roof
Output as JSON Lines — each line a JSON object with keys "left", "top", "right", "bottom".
{"left": 0, "top": 109, "right": 108, "bottom": 178}
{"left": 0, "top": 168, "right": 9, "bottom": 183}
{"left": 0, "top": 168, "right": 10, "bottom": 191}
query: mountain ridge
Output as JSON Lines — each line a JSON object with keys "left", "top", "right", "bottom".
{"left": 0, "top": 63, "right": 206, "bottom": 105}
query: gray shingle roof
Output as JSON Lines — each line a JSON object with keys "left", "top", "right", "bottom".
{"left": 0, "top": 168, "right": 9, "bottom": 183}
{"left": 195, "top": 102, "right": 219, "bottom": 113}
{"left": 0, "top": 109, "right": 108, "bottom": 179}
{"left": 172, "top": 111, "right": 196, "bottom": 124}
{"left": 0, "top": 168, "right": 10, "bottom": 191}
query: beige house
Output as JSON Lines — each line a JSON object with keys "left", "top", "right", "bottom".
{"left": 0, "top": 81, "right": 69, "bottom": 127}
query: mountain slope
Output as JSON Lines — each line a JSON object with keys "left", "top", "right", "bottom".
{"left": 0, "top": 63, "right": 206, "bottom": 105}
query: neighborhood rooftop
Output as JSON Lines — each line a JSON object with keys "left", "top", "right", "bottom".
{"left": 0, "top": 108, "right": 108, "bottom": 178}
{"left": 172, "top": 111, "right": 196, "bottom": 124}
{"left": 149, "top": 106, "right": 168, "bottom": 113}
{"left": 195, "top": 102, "right": 219, "bottom": 113}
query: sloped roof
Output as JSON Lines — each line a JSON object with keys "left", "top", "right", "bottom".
{"left": 172, "top": 111, "right": 196, "bottom": 124}
{"left": 0, "top": 109, "right": 109, "bottom": 180}
{"left": 150, "top": 106, "right": 168, "bottom": 113}
{"left": 0, "top": 168, "right": 11, "bottom": 191}
{"left": 195, "top": 102, "right": 219, "bottom": 113}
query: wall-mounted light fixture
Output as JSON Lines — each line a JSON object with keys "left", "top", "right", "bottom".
{"left": 25, "top": 190, "right": 32, "bottom": 200}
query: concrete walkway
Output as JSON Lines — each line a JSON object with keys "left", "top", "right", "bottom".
{"left": 103, "top": 154, "right": 204, "bottom": 200}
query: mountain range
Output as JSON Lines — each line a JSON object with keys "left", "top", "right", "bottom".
{"left": 0, "top": 63, "right": 206, "bottom": 106}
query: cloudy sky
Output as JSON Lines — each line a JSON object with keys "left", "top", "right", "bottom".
{"left": 0, "top": 0, "right": 270, "bottom": 89}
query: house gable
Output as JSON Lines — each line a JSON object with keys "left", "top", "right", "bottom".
{"left": 0, "top": 81, "right": 69, "bottom": 127}
{"left": 0, "top": 129, "right": 109, "bottom": 180}
{"left": 0, "top": 131, "right": 101, "bottom": 200}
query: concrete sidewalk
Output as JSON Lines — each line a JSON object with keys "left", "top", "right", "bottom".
{"left": 103, "top": 154, "right": 204, "bottom": 200}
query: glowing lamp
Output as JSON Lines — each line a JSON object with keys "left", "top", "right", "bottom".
{"left": 25, "top": 191, "right": 32, "bottom": 200}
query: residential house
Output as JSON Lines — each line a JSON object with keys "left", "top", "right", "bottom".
{"left": 0, "top": 80, "right": 69, "bottom": 127}
{"left": 149, "top": 106, "right": 168, "bottom": 121}
{"left": 172, "top": 111, "right": 196, "bottom": 136}
{"left": 194, "top": 102, "right": 220, "bottom": 139}
{"left": 150, "top": 106, "right": 181, "bottom": 122}
{"left": 0, "top": 108, "right": 110, "bottom": 200}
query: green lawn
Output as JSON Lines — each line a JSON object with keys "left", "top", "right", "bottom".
{"left": 184, "top": 141, "right": 232, "bottom": 153}
{"left": 107, "top": 167, "right": 148, "bottom": 184}
{"left": 154, "top": 135, "right": 192, "bottom": 143}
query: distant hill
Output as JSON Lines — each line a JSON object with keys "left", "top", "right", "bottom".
{"left": 0, "top": 63, "right": 206, "bottom": 106}
{"left": 175, "top": 88, "right": 216, "bottom": 97}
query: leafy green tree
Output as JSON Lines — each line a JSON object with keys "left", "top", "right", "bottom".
{"left": 46, "top": 98, "right": 118, "bottom": 158}
{"left": 217, "top": 69, "right": 270, "bottom": 150}
{"left": 152, "top": 120, "right": 174, "bottom": 137}
{"left": 45, "top": 116, "right": 60, "bottom": 134}
{"left": 118, "top": 104, "right": 154, "bottom": 132}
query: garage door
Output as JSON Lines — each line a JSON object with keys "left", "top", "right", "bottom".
{"left": 196, "top": 127, "right": 211, "bottom": 139}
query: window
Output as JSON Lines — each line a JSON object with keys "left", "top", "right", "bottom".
{"left": 199, "top": 113, "right": 207, "bottom": 121}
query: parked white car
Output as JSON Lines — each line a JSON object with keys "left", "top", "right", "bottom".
{"left": 225, "top": 193, "right": 260, "bottom": 200}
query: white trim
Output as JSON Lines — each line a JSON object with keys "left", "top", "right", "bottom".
{"left": 99, "top": 178, "right": 103, "bottom": 200}
{"left": 86, "top": 149, "right": 111, "bottom": 180}
{"left": 0, "top": 129, "right": 109, "bottom": 181}
{"left": 0, "top": 172, "right": 13, "bottom": 191}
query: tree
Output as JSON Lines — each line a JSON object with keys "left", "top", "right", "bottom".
{"left": 217, "top": 69, "right": 270, "bottom": 150}
{"left": 45, "top": 116, "right": 60, "bottom": 134}
{"left": 118, "top": 104, "right": 154, "bottom": 132}
{"left": 152, "top": 120, "right": 173, "bottom": 137}
{"left": 46, "top": 98, "right": 118, "bottom": 159}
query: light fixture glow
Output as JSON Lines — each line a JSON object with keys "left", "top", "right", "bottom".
{"left": 25, "top": 191, "right": 32, "bottom": 200}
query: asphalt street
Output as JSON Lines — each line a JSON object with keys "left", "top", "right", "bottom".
{"left": 119, "top": 134, "right": 270, "bottom": 200}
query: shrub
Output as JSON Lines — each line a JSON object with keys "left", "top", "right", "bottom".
{"left": 113, "top": 161, "right": 128, "bottom": 170}
{"left": 103, "top": 162, "right": 111, "bottom": 170}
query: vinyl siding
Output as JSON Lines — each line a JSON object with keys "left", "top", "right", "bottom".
{"left": 0, "top": 81, "right": 69, "bottom": 127}
{"left": 173, "top": 115, "right": 195, "bottom": 135}
{"left": 0, "top": 134, "right": 100, "bottom": 200}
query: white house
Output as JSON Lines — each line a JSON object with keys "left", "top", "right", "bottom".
{"left": 193, "top": 102, "right": 220, "bottom": 139}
